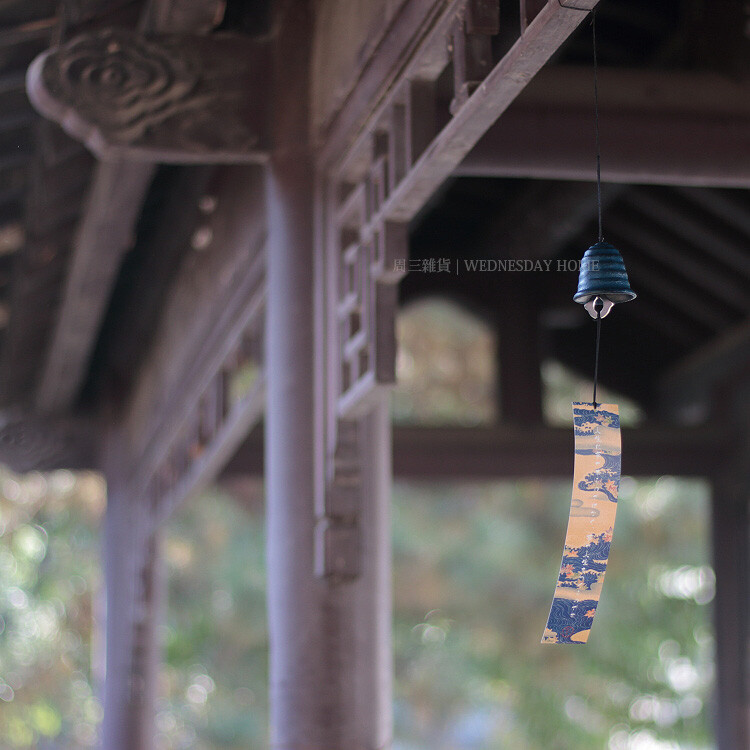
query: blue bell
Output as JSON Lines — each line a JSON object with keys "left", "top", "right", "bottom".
{"left": 574, "top": 241, "right": 636, "bottom": 307}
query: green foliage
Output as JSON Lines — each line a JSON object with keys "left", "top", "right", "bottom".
{"left": 0, "top": 471, "right": 716, "bottom": 750}
{"left": 393, "top": 299, "right": 496, "bottom": 426}
{"left": 391, "top": 478, "right": 714, "bottom": 750}
{"left": 0, "top": 470, "right": 104, "bottom": 748}
{"left": 0, "top": 299, "right": 716, "bottom": 749}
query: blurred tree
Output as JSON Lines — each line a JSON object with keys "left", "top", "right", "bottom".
{"left": 0, "top": 470, "right": 104, "bottom": 748}
{"left": 0, "top": 297, "right": 715, "bottom": 750}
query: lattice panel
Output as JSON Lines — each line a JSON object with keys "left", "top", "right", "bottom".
{"left": 145, "top": 314, "right": 264, "bottom": 520}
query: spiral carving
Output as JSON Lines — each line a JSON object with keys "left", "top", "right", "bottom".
{"left": 26, "top": 28, "right": 269, "bottom": 162}
{"left": 49, "top": 29, "right": 198, "bottom": 143}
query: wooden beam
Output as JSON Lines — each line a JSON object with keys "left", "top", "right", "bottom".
{"left": 374, "top": 0, "right": 599, "bottom": 222}
{"left": 622, "top": 296, "right": 704, "bottom": 351}
{"left": 94, "top": 3, "right": 232, "bottom": 749}
{"left": 36, "top": 161, "right": 155, "bottom": 413}
{"left": 672, "top": 188, "right": 750, "bottom": 247}
{"left": 0, "top": 17, "right": 56, "bottom": 49}
{"left": 267, "top": 1, "right": 394, "bottom": 745}
{"left": 605, "top": 233, "right": 730, "bottom": 333}
{"left": 102, "top": 439, "right": 162, "bottom": 750}
{"left": 659, "top": 322, "right": 750, "bottom": 422}
{"left": 95, "top": 165, "right": 267, "bottom": 750}
{"left": 326, "top": 0, "right": 598, "bottom": 199}
{"left": 457, "top": 67, "right": 750, "bottom": 187}
{"left": 223, "top": 423, "right": 728, "bottom": 480}
{"left": 627, "top": 188, "right": 750, "bottom": 281}
{"left": 93, "top": 167, "right": 215, "bottom": 398}
{"left": 480, "top": 181, "right": 625, "bottom": 261}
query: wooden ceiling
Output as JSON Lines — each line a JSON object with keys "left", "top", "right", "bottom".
{"left": 403, "top": 0, "right": 750, "bottom": 415}
{"left": 0, "top": 0, "right": 746, "bottom": 423}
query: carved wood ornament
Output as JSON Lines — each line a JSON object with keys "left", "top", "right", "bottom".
{"left": 26, "top": 28, "right": 270, "bottom": 163}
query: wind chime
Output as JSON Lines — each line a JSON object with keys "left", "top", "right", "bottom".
{"left": 541, "top": 9, "right": 636, "bottom": 645}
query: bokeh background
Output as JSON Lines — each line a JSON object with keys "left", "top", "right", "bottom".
{"left": 0, "top": 299, "right": 714, "bottom": 749}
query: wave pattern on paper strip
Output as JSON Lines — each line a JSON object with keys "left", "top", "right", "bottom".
{"left": 542, "top": 403, "right": 621, "bottom": 645}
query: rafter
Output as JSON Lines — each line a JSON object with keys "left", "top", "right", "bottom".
{"left": 35, "top": 161, "right": 155, "bottom": 413}
{"left": 606, "top": 208, "right": 750, "bottom": 314}
{"left": 628, "top": 188, "right": 750, "bottom": 281}
{"left": 659, "top": 321, "right": 750, "bottom": 422}
{"left": 351, "top": 0, "right": 599, "bottom": 222}
{"left": 457, "top": 67, "right": 750, "bottom": 187}
{"left": 605, "top": 234, "right": 731, "bottom": 332}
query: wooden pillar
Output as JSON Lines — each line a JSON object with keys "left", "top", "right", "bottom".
{"left": 265, "top": 2, "right": 392, "bottom": 747}
{"left": 264, "top": 143, "right": 325, "bottom": 747}
{"left": 356, "top": 401, "right": 394, "bottom": 746}
{"left": 711, "top": 476, "right": 750, "bottom": 750}
{"left": 101, "top": 460, "right": 162, "bottom": 750}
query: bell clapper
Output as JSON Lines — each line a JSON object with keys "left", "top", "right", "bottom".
{"left": 584, "top": 296, "right": 613, "bottom": 320}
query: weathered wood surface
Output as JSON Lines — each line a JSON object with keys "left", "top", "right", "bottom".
{"left": 26, "top": 28, "right": 270, "bottom": 164}
{"left": 94, "top": 3, "right": 232, "bottom": 749}
{"left": 312, "top": 0, "right": 410, "bottom": 138}
{"left": 0, "top": 412, "right": 97, "bottom": 472}
{"left": 223, "top": 424, "right": 731, "bottom": 480}
{"left": 93, "top": 166, "right": 216, "bottom": 398}
{"left": 457, "top": 66, "right": 750, "bottom": 187}
{"left": 319, "top": 0, "right": 598, "bottom": 423}
{"left": 267, "top": 1, "right": 395, "bottom": 747}
{"left": 35, "top": 160, "right": 155, "bottom": 413}
{"left": 27, "top": 0, "right": 230, "bottom": 417}
{"left": 122, "top": 166, "right": 266, "bottom": 525}
{"left": 0, "top": 128, "right": 94, "bottom": 408}
{"left": 329, "top": 0, "right": 598, "bottom": 217}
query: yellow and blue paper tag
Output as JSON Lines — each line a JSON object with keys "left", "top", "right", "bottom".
{"left": 542, "top": 403, "right": 621, "bottom": 645}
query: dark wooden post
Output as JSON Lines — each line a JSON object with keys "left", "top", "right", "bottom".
{"left": 102, "top": 434, "right": 162, "bottom": 750}
{"left": 265, "top": 2, "right": 392, "bottom": 747}
{"left": 711, "top": 475, "right": 750, "bottom": 750}
{"left": 264, "top": 1, "right": 327, "bottom": 745}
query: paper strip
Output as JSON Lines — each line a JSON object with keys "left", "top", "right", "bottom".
{"left": 541, "top": 403, "right": 621, "bottom": 645}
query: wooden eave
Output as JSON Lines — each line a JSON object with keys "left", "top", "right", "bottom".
{"left": 0, "top": 0, "right": 746, "bottom": 461}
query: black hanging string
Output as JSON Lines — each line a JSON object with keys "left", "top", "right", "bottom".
{"left": 591, "top": 11, "right": 604, "bottom": 407}
{"left": 592, "top": 303, "right": 602, "bottom": 409}
{"left": 592, "top": 11, "right": 603, "bottom": 243}
{"left": 557, "top": 3, "right": 606, "bottom": 408}
{"left": 559, "top": 2, "right": 604, "bottom": 242}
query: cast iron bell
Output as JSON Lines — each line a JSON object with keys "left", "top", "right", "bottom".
{"left": 574, "top": 241, "right": 636, "bottom": 317}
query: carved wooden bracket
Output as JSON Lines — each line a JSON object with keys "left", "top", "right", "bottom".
{"left": 26, "top": 28, "right": 270, "bottom": 164}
